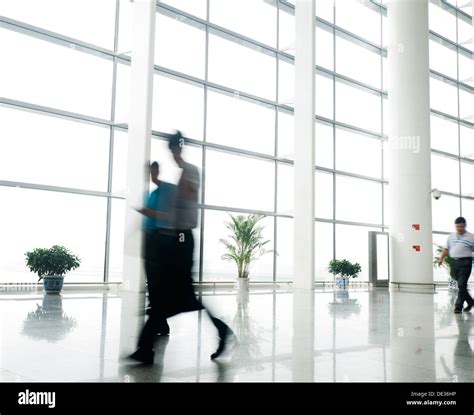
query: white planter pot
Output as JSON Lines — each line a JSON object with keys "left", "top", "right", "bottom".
{"left": 335, "top": 276, "right": 349, "bottom": 290}
{"left": 236, "top": 278, "right": 250, "bottom": 291}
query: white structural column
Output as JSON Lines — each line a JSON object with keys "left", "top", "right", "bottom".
{"left": 387, "top": 0, "right": 433, "bottom": 286}
{"left": 293, "top": 0, "right": 316, "bottom": 289}
{"left": 122, "top": 0, "right": 156, "bottom": 293}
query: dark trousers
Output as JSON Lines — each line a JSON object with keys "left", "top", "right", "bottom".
{"left": 139, "top": 230, "right": 197, "bottom": 350}
{"left": 138, "top": 230, "right": 228, "bottom": 351}
{"left": 453, "top": 258, "right": 473, "bottom": 310}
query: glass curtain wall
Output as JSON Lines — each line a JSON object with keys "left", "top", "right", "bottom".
{"left": 1, "top": 0, "right": 472, "bottom": 284}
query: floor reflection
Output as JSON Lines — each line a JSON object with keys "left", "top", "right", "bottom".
{"left": 22, "top": 294, "right": 77, "bottom": 343}
{"left": 2, "top": 287, "right": 474, "bottom": 382}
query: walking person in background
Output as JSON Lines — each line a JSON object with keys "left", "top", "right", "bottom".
{"left": 439, "top": 217, "right": 474, "bottom": 314}
{"left": 130, "top": 131, "right": 234, "bottom": 364}
{"left": 137, "top": 161, "right": 176, "bottom": 331}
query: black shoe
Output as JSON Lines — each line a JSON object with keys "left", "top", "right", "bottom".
{"left": 210, "top": 323, "right": 234, "bottom": 360}
{"left": 464, "top": 305, "right": 473, "bottom": 313}
{"left": 454, "top": 309, "right": 463, "bottom": 314}
{"left": 128, "top": 348, "right": 154, "bottom": 364}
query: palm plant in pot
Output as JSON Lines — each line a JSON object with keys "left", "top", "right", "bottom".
{"left": 328, "top": 259, "right": 361, "bottom": 290}
{"left": 25, "top": 245, "right": 80, "bottom": 294}
{"left": 220, "top": 214, "right": 273, "bottom": 291}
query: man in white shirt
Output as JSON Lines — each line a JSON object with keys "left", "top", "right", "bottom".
{"left": 439, "top": 217, "right": 474, "bottom": 314}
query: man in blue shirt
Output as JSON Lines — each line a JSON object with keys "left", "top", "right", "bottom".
{"left": 137, "top": 161, "right": 176, "bottom": 326}
{"left": 439, "top": 217, "right": 474, "bottom": 314}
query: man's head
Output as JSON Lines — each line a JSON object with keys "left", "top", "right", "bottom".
{"left": 150, "top": 161, "right": 159, "bottom": 183}
{"left": 455, "top": 216, "right": 467, "bottom": 234}
{"left": 168, "top": 130, "right": 184, "bottom": 165}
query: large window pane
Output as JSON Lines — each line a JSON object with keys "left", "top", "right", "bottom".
{"left": 430, "top": 77, "right": 458, "bottom": 117}
{"left": 461, "top": 161, "right": 474, "bottom": 196}
{"left": 316, "top": 25, "right": 334, "bottom": 71}
{"left": 153, "top": 74, "right": 204, "bottom": 138}
{"left": 336, "top": 176, "right": 382, "bottom": 224}
{"left": 277, "top": 111, "right": 294, "bottom": 160}
{"left": 315, "top": 171, "right": 333, "bottom": 219}
{"left": 276, "top": 217, "right": 293, "bottom": 281}
{"left": 209, "top": 0, "right": 277, "bottom": 47}
{"left": 0, "top": 187, "right": 106, "bottom": 283}
{"left": 202, "top": 210, "right": 274, "bottom": 281}
{"left": 158, "top": 0, "right": 207, "bottom": 19}
{"left": 207, "top": 90, "right": 275, "bottom": 154}
{"left": 432, "top": 194, "right": 460, "bottom": 232}
{"left": 111, "top": 129, "right": 128, "bottom": 194}
{"left": 335, "top": 224, "right": 380, "bottom": 281}
{"left": 117, "top": 70, "right": 204, "bottom": 138}
{"left": 336, "top": 128, "right": 382, "bottom": 178}
{"left": 429, "top": 40, "right": 457, "bottom": 79}
{"left": 108, "top": 198, "right": 125, "bottom": 282}
{"left": 316, "top": 73, "right": 334, "bottom": 120}
{"left": 459, "top": 53, "right": 474, "bottom": 85}
{"left": 155, "top": 10, "right": 206, "bottom": 79}
{"left": 336, "top": 81, "right": 381, "bottom": 133}
{"left": 431, "top": 154, "right": 460, "bottom": 194}
{"left": 2, "top": 29, "right": 113, "bottom": 119}
{"left": 316, "top": 0, "right": 334, "bottom": 22}
{"left": 336, "top": 36, "right": 381, "bottom": 88}
{"left": 114, "top": 62, "right": 131, "bottom": 124}
{"left": 1, "top": 0, "right": 116, "bottom": 49}
{"left": 430, "top": 115, "right": 459, "bottom": 155}
{"left": 278, "top": 58, "right": 295, "bottom": 106}
{"left": 335, "top": 0, "right": 381, "bottom": 44}
{"left": 277, "top": 163, "right": 293, "bottom": 215}
{"left": 0, "top": 106, "right": 109, "bottom": 191}
{"left": 429, "top": 3, "right": 457, "bottom": 42}
{"left": 315, "top": 221, "right": 333, "bottom": 281}
{"left": 205, "top": 150, "right": 275, "bottom": 211}
{"left": 208, "top": 32, "right": 276, "bottom": 100}
{"left": 315, "top": 121, "right": 334, "bottom": 169}
{"left": 460, "top": 125, "right": 474, "bottom": 160}
{"left": 462, "top": 198, "right": 474, "bottom": 223}
{"left": 457, "top": 16, "right": 473, "bottom": 51}
{"left": 279, "top": 6, "right": 294, "bottom": 55}
{"left": 276, "top": 117, "right": 333, "bottom": 168}
{"left": 459, "top": 88, "right": 473, "bottom": 121}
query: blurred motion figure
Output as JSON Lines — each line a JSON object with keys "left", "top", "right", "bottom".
{"left": 130, "top": 131, "right": 234, "bottom": 364}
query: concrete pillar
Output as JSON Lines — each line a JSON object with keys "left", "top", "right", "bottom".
{"left": 122, "top": 0, "right": 156, "bottom": 293}
{"left": 387, "top": 0, "right": 433, "bottom": 287}
{"left": 293, "top": 0, "right": 316, "bottom": 289}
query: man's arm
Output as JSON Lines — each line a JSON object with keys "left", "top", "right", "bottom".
{"left": 439, "top": 248, "right": 449, "bottom": 266}
{"left": 136, "top": 207, "right": 169, "bottom": 220}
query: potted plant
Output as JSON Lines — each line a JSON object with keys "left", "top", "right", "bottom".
{"left": 220, "top": 214, "right": 273, "bottom": 290}
{"left": 328, "top": 259, "right": 361, "bottom": 290}
{"left": 433, "top": 245, "right": 456, "bottom": 289}
{"left": 25, "top": 245, "right": 81, "bottom": 294}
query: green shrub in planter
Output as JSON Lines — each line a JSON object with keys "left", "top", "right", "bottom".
{"left": 25, "top": 246, "right": 80, "bottom": 293}
{"left": 328, "top": 259, "right": 361, "bottom": 279}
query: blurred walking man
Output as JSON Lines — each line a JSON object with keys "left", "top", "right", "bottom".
{"left": 439, "top": 217, "right": 474, "bottom": 314}
{"left": 130, "top": 131, "right": 233, "bottom": 364}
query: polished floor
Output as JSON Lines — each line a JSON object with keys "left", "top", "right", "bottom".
{"left": 0, "top": 286, "right": 473, "bottom": 382}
